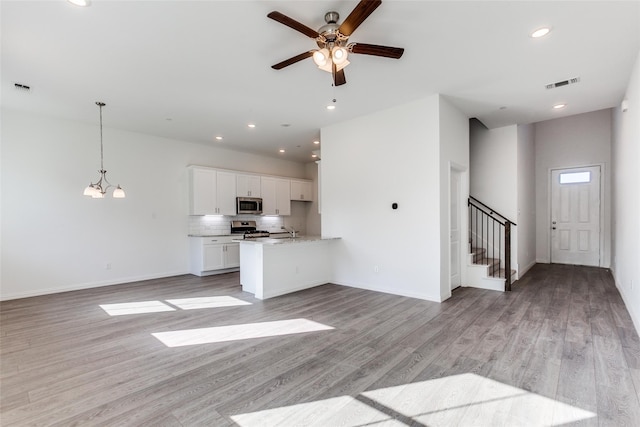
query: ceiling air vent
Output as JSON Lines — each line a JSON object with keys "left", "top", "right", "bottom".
{"left": 14, "top": 82, "right": 31, "bottom": 93}
{"left": 546, "top": 77, "right": 580, "bottom": 89}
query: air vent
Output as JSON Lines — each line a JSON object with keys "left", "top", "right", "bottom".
{"left": 546, "top": 77, "right": 580, "bottom": 89}
{"left": 14, "top": 83, "right": 31, "bottom": 93}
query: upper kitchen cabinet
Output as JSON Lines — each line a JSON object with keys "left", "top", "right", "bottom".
{"left": 290, "top": 179, "right": 313, "bottom": 202}
{"left": 261, "top": 177, "right": 291, "bottom": 216}
{"left": 236, "top": 173, "right": 261, "bottom": 198}
{"left": 188, "top": 167, "right": 236, "bottom": 215}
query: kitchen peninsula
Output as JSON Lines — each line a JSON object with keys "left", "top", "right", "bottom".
{"left": 237, "top": 236, "right": 340, "bottom": 299}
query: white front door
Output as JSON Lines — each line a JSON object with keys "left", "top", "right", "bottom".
{"left": 450, "top": 170, "right": 461, "bottom": 290}
{"left": 550, "top": 166, "right": 601, "bottom": 266}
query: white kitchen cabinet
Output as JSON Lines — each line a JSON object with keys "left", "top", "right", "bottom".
{"left": 261, "top": 177, "right": 291, "bottom": 216}
{"left": 203, "top": 243, "right": 225, "bottom": 271}
{"left": 290, "top": 179, "right": 313, "bottom": 201}
{"left": 216, "top": 171, "right": 237, "bottom": 215}
{"left": 236, "top": 174, "right": 261, "bottom": 197}
{"left": 225, "top": 242, "right": 240, "bottom": 267}
{"left": 190, "top": 236, "right": 240, "bottom": 276}
{"left": 189, "top": 168, "right": 216, "bottom": 215}
{"left": 188, "top": 167, "right": 236, "bottom": 215}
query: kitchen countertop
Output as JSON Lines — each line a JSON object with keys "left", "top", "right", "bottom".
{"left": 235, "top": 236, "right": 341, "bottom": 245}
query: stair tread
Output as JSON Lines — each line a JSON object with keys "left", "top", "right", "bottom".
{"left": 472, "top": 258, "right": 500, "bottom": 265}
{"left": 489, "top": 268, "right": 517, "bottom": 279}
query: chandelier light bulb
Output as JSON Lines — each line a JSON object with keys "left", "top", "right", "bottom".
{"left": 113, "top": 186, "right": 126, "bottom": 198}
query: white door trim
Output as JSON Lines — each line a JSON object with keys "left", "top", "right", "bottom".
{"left": 449, "top": 161, "right": 468, "bottom": 297}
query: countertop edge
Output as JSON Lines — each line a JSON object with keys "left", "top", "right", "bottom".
{"left": 235, "top": 236, "right": 341, "bottom": 245}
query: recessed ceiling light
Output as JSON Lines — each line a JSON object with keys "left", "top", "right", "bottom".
{"left": 311, "top": 154, "right": 318, "bottom": 158}
{"left": 553, "top": 103, "right": 566, "bottom": 110}
{"left": 313, "top": 140, "right": 320, "bottom": 145}
{"left": 326, "top": 105, "right": 336, "bottom": 110}
{"left": 279, "top": 149, "right": 285, "bottom": 153}
{"left": 67, "top": 0, "right": 91, "bottom": 6}
{"left": 215, "top": 136, "right": 223, "bottom": 141}
{"left": 248, "top": 123, "right": 256, "bottom": 128}
{"left": 530, "top": 27, "right": 551, "bottom": 38}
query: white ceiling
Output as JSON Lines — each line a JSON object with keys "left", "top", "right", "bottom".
{"left": 2, "top": 1, "right": 639, "bottom": 163}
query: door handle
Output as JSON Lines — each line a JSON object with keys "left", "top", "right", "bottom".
{"left": 552, "top": 227, "right": 556, "bottom": 230}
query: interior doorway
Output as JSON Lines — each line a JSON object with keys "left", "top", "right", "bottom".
{"left": 550, "top": 165, "right": 601, "bottom": 266}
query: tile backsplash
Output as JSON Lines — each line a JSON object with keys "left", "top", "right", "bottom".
{"left": 189, "top": 214, "right": 298, "bottom": 236}
{"left": 188, "top": 201, "right": 310, "bottom": 236}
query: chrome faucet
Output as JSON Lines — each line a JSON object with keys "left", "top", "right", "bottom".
{"left": 282, "top": 226, "right": 298, "bottom": 238}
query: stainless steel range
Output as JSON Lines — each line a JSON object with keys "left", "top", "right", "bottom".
{"left": 230, "top": 220, "right": 270, "bottom": 239}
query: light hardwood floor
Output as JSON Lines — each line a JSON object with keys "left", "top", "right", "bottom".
{"left": 1, "top": 264, "right": 639, "bottom": 426}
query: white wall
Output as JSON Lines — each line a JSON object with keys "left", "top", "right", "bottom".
{"left": 0, "top": 109, "right": 309, "bottom": 300}
{"left": 534, "top": 109, "right": 612, "bottom": 266}
{"left": 517, "top": 124, "right": 536, "bottom": 276}
{"left": 470, "top": 121, "right": 518, "bottom": 219}
{"left": 612, "top": 49, "right": 640, "bottom": 332}
{"left": 321, "top": 94, "right": 468, "bottom": 302}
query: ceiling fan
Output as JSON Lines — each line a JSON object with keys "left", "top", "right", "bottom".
{"left": 268, "top": 0, "right": 404, "bottom": 86}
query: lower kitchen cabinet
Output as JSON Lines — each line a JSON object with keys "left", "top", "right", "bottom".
{"left": 190, "top": 236, "right": 240, "bottom": 276}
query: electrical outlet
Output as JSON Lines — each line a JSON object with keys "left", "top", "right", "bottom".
{"left": 374, "top": 266, "right": 379, "bottom": 273}
{"left": 105, "top": 263, "right": 112, "bottom": 270}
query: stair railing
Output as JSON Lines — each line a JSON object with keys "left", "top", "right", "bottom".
{"left": 468, "top": 196, "right": 517, "bottom": 291}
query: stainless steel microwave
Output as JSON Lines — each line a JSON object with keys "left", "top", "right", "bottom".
{"left": 236, "top": 197, "right": 262, "bottom": 215}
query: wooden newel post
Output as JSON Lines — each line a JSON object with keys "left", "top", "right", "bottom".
{"left": 505, "top": 221, "right": 511, "bottom": 291}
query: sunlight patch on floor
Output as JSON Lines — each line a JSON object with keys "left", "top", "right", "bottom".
{"left": 152, "top": 318, "right": 334, "bottom": 347}
{"left": 166, "top": 296, "right": 252, "bottom": 310}
{"left": 100, "top": 295, "right": 252, "bottom": 316}
{"left": 99, "top": 301, "right": 175, "bottom": 316}
{"left": 230, "top": 373, "right": 596, "bottom": 426}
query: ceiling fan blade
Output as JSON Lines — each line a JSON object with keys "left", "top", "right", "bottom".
{"left": 272, "top": 51, "right": 314, "bottom": 70}
{"left": 350, "top": 43, "right": 404, "bottom": 59}
{"left": 267, "top": 11, "right": 320, "bottom": 39}
{"left": 333, "top": 63, "right": 346, "bottom": 86}
{"left": 338, "top": 0, "right": 382, "bottom": 36}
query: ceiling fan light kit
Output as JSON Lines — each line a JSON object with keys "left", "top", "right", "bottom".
{"left": 268, "top": 0, "right": 404, "bottom": 87}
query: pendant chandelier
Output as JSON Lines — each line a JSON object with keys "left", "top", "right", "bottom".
{"left": 83, "top": 102, "right": 125, "bottom": 199}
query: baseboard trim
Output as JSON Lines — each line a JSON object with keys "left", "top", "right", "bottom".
{"left": 0, "top": 270, "right": 190, "bottom": 301}
{"left": 330, "top": 280, "right": 441, "bottom": 303}
{"left": 518, "top": 260, "right": 537, "bottom": 278}
{"left": 613, "top": 274, "right": 640, "bottom": 336}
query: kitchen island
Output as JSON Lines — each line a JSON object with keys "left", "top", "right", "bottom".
{"left": 237, "top": 236, "right": 340, "bottom": 300}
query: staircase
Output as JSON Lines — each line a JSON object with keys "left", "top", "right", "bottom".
{"left": 466, "top": 197, "right": 517, "bottom": 292}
